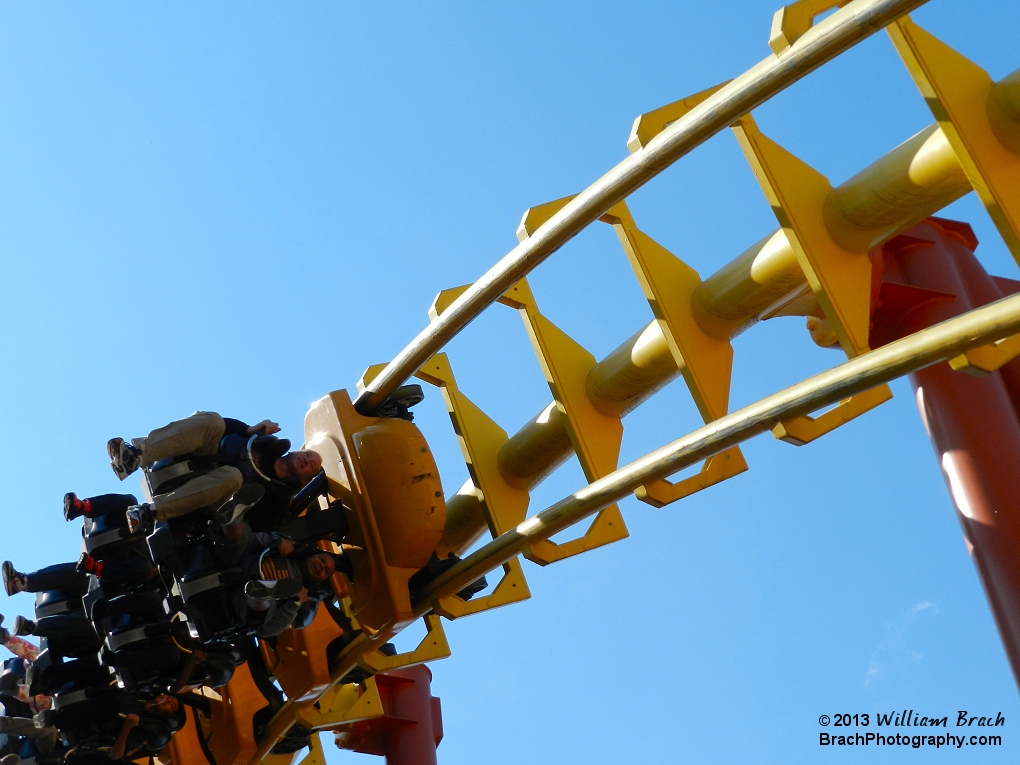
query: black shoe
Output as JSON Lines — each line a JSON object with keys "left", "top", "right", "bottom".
{"left": 244, "top": 579, "right": 303, "bottom": 601}
{"left": 125, "top": 504, "right": 154, "bottom": 535}
{"left": 456, "top": 575, "right": 488, "bottom": 601}
{"left": 213, "top": 484, "right": 265, "bottom": 527}
{"left": 408, "top": 552, "right": 487, "bottom": 603}
{"left": 63, "top": 492, "right": 87, "bottom": 522}
{"left": 2, "top": 562, "right": 27, "bottom": 596}
{"left": 13, "top": 615, "right": 35, "bottom": 636}
{"left": 107, "top": 438, "right": 141, "bottom": 481}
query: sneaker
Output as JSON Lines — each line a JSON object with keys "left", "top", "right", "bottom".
{"left": 107, "top": 437, "right": 141, "bottom": 481}
{"left": 1, "top": 562, "right": 26, "bottom": 596}
{"left": 0, "top": 614, "right": 7, "bottom": 643}
{"left": 213, "top": 484, "right": 266, "bottom": 527}
{"left": 244, "top": 579, "right": 303, "bottom": 601}
{"left": 63, "top": 492, "right": 90, "bottom": 522}
{"left": 125, "top": 504, "right": 155, "bottom": 535}
{"left": 12, "top": 616, "right": 35, "bottom": 636}
{"left": 33, "top": 709, "right": 53, "bottom": 729}
{"left": 76, "top": 552, "right": 102, "bottom": 576}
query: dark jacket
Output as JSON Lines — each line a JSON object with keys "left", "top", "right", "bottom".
{"left": 217, "top": 419, "right": 298, "bottom": 531}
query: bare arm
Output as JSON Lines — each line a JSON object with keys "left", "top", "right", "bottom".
{"left": 169, "top": 649, "right": 206, "bottom": 694}
{"left": 247, "top": 419, "right": 281, "bottom": 436}
{"left": 110, "top": 713, "right": 139, "bottom": 761}
{"left": 275, "top": 538, "right": 296, "bottom": 556}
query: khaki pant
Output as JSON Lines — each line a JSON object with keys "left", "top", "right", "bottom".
{"left": 135, "top": 412, "right": 244, "bottom": 521}
{"left": 0, "top": 716, "right": 57, "bottom": 752}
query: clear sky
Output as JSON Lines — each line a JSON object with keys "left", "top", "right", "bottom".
{"left": 0, "top": 1, "right": 1017, "bottom": 763}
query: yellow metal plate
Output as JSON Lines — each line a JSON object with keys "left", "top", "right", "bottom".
{"left": 772, "top": 383, "right": 892, "bottom": 446}
{"left": 733, "top": 114, "right": 872, "bottom": 357}
{"left": 889, "top": 18, "right": 1020, "bottom": 262}
{"left": 499, "top": 278, "right": 629, "bottom": 564}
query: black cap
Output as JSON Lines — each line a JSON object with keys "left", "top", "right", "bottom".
{"left": 252, "top": 436, "right": 292, "bottom": 479}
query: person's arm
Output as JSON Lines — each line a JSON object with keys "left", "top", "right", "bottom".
{"left": 223, "top": 418, "right": 281, "bottom": 437}
{"left": 29, "top": 690, "right": 52, "bottom": 713}
{"left": 275, "top": 538, "right": 296, "bottom": 556}
{"left": 251, "top": 531, "right": 285, "bottom": 552}
{"left": 169, "top": 649, "right": 206, "bottom": 694}
{"left": 110, "top": 713, "right": 139, "bottom": 761}
{"left": 222, "top": 418, "right": 253, "bottom": 438}
{"left": 247, "top": 419, "right": 281, "bottom": 436}
{"left": 176, "top": 692, "right": 211, "bottom": 715}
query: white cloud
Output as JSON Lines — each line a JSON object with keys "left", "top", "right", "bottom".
{"left": 863, "top": 601, "right": 939, "bottom": 686}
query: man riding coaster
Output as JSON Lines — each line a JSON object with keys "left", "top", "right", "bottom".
{"left": 209, "top": 506, "right": 348, "bottom": 638}
{"left": 105, "top": 411, "right": 322, "bottom": 533}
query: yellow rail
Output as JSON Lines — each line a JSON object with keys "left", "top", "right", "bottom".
{"left": 253, "top": 289, "right": 1020, "bottom": 764}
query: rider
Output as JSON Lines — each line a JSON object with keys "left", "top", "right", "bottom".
{"left": 106, "top": 412, "right": 322, "bottom": 532}
{"left": 203, "top": 501, "right": 346, "bottom": 638}
{"left": 35, "top": 690, "right": 184, "bottom": 761}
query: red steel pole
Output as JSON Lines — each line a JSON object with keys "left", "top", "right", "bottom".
{"left": 871, "top": 217, "right": 1020, "bottom": 686}
{"left": 335, "top": 665, "right": 444, "bottom": 764}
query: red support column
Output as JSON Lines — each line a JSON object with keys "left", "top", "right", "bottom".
{"left": 335, "top": 665, "right": 444, "bottom": 764}
{"left": 870, "top": 217, "right": 1020, "bottom": 687}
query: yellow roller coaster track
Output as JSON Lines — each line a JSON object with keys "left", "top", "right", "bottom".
{"left": 236, "top": 0, "right": 1020, "bottom": 760}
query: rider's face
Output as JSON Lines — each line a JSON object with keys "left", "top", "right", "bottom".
{"left": 150, "top": 695, "right": 179, "bottom": 714}
{"left": 277, "top": 450, "right": 322, "bottom": 481}
{"left": 304, "top": 553, "right": 336, "bottom": 583}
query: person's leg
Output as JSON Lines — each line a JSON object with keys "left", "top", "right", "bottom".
{"left": 41, "top": 633, "right": 96, "bottom": 660}
{"left": 135, "top": 717, "right": 173, "bottom": 752}
{"left": 254, "top": 598, "right": 301, "bottom": 639}
{"left": 0, "top": 715, "right": 57, "bottom": 752}
{"left": 151, "top": 466, "right": 243, "bottom": 521}
{"left": 65, "top": 492, "right": 137, "bottom": 521}
{"left": 209, "top": 518, "right": 253, "bottom": 568}
{"left": 0, "top": 715, "right": 40, "bottom": 737}
{"left": 0, "top": 691, "right": 32, "bottom": 719}
{"left": 24, "top": 615, "right": 94, "bottom": 641}
{"left": 25, "top": 563, "right": 87, "bottom": 596}
{"left": 35, "top": 725, "right": 58, "bottom": 753}
{"left": 135, "top": 412, "right": 226, "bottom": 465}
{"left": 70, "top": 493, "right": 137, "bottom": 520}
{"left": 94, "top": 557, "right": 156, "bottom": 585}
{"left": 39, "top": 660, "right": 109, "bottom": 694}
{"left": 105, "top": 591, "right": 163, "bottom": 620}
{"left": 0, "top": 631, "right": 38, "bottom": 662}
{"left": 50, "top": 694, "right": 118, "bottom": 730}
{"left": 107, "top": 643, "right": 180, "bottom": 671}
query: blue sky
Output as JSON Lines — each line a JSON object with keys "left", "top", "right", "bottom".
{"left": 0, "top": 1, "right": 1017, "bottom": 763}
